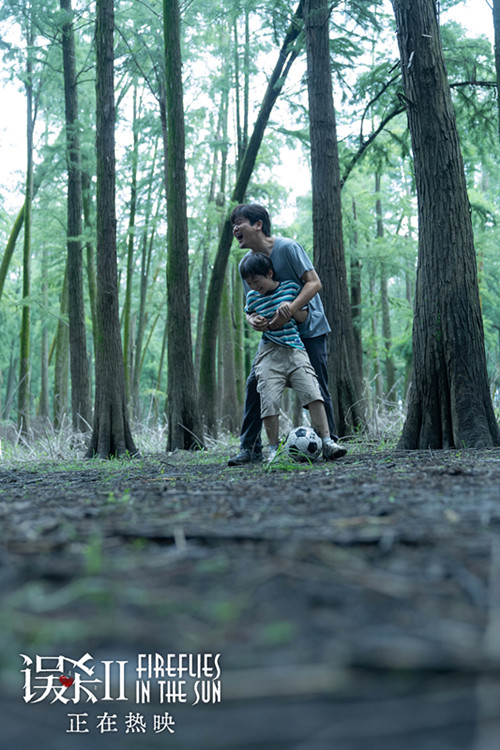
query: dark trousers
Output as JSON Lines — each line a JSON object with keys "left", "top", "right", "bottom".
{"left": 239, "top": 334, "right": 337, "bottom": 452}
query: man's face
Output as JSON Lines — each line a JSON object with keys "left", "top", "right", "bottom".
{"left": 232, "top": 216, "right": 262, "bottom": 249}
{"left": 245, "top": 271, "right": 275, "bottom": 294}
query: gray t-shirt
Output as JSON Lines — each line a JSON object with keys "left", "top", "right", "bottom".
{"left": 239, "top": 236, "right": 331, "bottom": 339}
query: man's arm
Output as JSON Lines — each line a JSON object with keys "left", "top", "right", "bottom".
{"left": 268, "top": 270, "right": 321, "bottom": 329}
{"left": 293, "top": 306, "right": 308, "bottom": 324}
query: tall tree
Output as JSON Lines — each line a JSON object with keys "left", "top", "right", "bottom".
{"left": 494, "top": 0, "right": 500, "bottom": 141}
{"left": 60, "top": 0, "right": 91, "bottom": 431}
{"left": 375, "top": 173, "right": 396, "bottom": 404}
{"left": 391, "top": 0, "right": 500, "bottom": 449}
{"left": 122, "top": 83, "right": 139, "bottom": 402}
{"left": 86, "top": 0, "right": 137, "bottom": 458}
{"left": 163, "top": 0, "right": 203, "bottom": 450}
{"left": 303, "top": 0, "right": 365, "bottom": 435}
{"left": 18, "top": 4, "right": 35, "bottom": 436}
{"left": 198, "top": 0, "right": 304, "bottom": 434}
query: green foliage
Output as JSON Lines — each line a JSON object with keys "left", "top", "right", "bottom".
{"left": 0, "top": 0, "right": 498, "bottom": 432}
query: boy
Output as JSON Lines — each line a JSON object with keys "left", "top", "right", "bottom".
{"left": 241, "top": 252, "right": 346, "bottom": 463}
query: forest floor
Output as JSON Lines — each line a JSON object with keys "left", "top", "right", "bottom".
{"left": 1, "top": 437, "right": 500, "bottom": 749}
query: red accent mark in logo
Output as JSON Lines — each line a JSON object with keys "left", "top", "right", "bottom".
{"left": 59, "top": 675, "right": 74, "bottom": 688}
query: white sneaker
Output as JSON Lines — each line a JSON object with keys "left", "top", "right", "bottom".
{"left": 266, "top": 445, "right": 279, "bottom": 464}
{"left": 322, "top": 437, "right": 347, "bottom": 460}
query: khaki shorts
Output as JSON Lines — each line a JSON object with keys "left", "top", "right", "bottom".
{"left": 254, "top": 341, "right": 323, "bottom": 418}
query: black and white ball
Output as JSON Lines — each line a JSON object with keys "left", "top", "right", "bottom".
{"left": 285, "top": 426, "right": 322, "bottom": 463}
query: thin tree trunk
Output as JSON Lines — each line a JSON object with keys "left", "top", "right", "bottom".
{"left": 193, "top": 89, "right": 225, "bottom": 379}
{"left": 368, "top": 262, "right": 383, "bottom": 404}
{"left": 163, "top": 0, "right": 203, "bottom": 450}
{"left": 123, "top": 84, "right": 139, "bottom": 402}
{"left": 132, "top": 168, "right": 161, "bottom": 418}
{"left": 232, "top": 261, "right": 245, "bottom": 410}
{"left": 86, "top": 0, "right": 137, "bottom": 458}
{"left": 2, "top": 350, "right": 18, "bottom": 421}
{"left": 38, "top": 244, "right": 49, "bottom": 418}
{"left": 350, "top": 197, "right": 363, "bottom": 376}
{"left": 0, "top": 140, "right": 59, "bottom": 302}
{"left": 82, "top": 167, "right": 98, "bottom": 349}
{"left": 154, "top": 316, "right": 168, "bottom": 423}
{"left": 18, "top": 19, "right": 34, "bottom": 437}
{"left": 61, "top": 0, "right": 91, "bottom": 431}
{"left": 375, "top": 173, "right": 396, "bottom": 404}
{"left": 54, "top": 267, "right": 69, "bottom": 428}
{"left": 220, "top": 271, "right": 239, "bottom": 431}
{"left": 304, "top": 0, "right": 365, "bottom": 436}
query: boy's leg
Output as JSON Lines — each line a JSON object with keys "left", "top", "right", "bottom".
{"left": 307, "top": 400, "right": 330, "bottom": 438}
{"left": 228, "top": 364, "right": 263, "bottom": 465}
{"left": 302, "top": 335, "right": 337, "bottom": 438}
{"left": 263, "top": 415, "right": 279, "bottom": 445}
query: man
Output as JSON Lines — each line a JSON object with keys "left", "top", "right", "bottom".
{"left": 228, "top": 203, "right": 346, "bottom": 466}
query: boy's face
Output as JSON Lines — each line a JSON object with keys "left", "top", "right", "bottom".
{"left": 245, "top": 270, "right": 276, "bottom": 294}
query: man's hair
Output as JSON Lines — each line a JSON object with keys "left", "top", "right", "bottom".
{"left": 230, "top": 204, "right": 271, "bottom": 237}
{"left": 240, "top": 252, "right": 274, "bottom": 281}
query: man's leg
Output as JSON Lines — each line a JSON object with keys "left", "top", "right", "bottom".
{"left": 303, "top": 335, "right": 338, "bottom": 438}
{"left": 228, "top": 364, "right": 263, "bottom": 465}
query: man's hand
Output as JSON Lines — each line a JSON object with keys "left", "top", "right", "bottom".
{"left": 269, "top": 302, "right": 293, "bottom": 330}
{"left": 248, "top": 313, "right": 269, "bottom": 332}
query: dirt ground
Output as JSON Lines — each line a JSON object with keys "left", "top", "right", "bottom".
{"left": 2, "top": 442, "right": 500, "bottom": 749}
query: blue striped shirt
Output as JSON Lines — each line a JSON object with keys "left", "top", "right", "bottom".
{"left": 245, "top": 280, "right": 305, "bottom": 350}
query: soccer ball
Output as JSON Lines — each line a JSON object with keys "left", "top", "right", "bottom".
{"left": 284, "top": 425, "right": 322, "bottom": 463}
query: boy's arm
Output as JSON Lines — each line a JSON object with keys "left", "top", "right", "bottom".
{"left": 245, "top": 295, "right": 269, "bottom": 332}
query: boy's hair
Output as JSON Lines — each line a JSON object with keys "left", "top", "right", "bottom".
{"left": 230, "top": 204, "right": 271, "bottom": 237}
{"left": 240, "top": 252, "right": 274, "bottom": 281}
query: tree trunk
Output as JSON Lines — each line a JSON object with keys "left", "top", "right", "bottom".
{"left": 123, "top": 84, "right": 139, "bottom": 402}
{"left": 2, "top": 350, "right": 18, "bottom": 421}
{"left": 232, "top": 260, "right": 245, "bottom": 409}
{"left": 38, "top": 245, "right": 49, "bottom": 418}
{"left": 86, "top": 0, "right": 137, "bottom": 458}
{"left": 132, "top": 158, "right": 160, "bottom": 419}
{"left": 392, "top": 0, "right": 500, "bottom": 449}
{"left": 18, "top": 20, "right": 34, "bottom": 437}
{"left": 61, "top": 0, "right": 91, "bottom": 431}
{"left": 368, "top": 262, "right": 383, "bottom": 405}
{"left": 220, "top": 271, "right": 239, "bottom": 432}
{"left": 193, "top": 87, "right": 226, "bottom": 379}
{"left": 198, "top": 0, "right": 304, "bottom": 434}
{"left": 350, "top": 197, "right": 363, "bottom": 377}
{"left": 82, "top": 167, "right": 98, "bottom": 349}
{"left": 0, "top": 139, "right": 59, "bottom": 302}
{"left": 493, "top": 0, "right": 500, "bottom": 142}
{"left": 54, "top": 267, "right": 69, "bottom": 428}
{"left": 375, "top": 173, "right": 396, "bottom": 405}
{"left": 163, "top": 0, "right": 203, "bottom": 450}
{"left": 303, "top": 0, "right": 365, "bottom": 436}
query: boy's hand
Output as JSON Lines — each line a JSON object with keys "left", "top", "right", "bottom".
{"left": 249, "top": 313, "right": 269, "bottom": 331}
{"left": 269, "top": 302, "right": 292, "bottom": 329}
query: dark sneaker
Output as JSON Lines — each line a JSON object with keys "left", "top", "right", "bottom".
{"left": 228, "top": 448, "right": 263, "bottom": 466}
{"left": 322, "top": 438, "right": 347, "bottom": 460}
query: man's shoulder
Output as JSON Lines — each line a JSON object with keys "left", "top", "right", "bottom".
{"left": 273, "top": 236, "right": 303, "bottom": 251}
